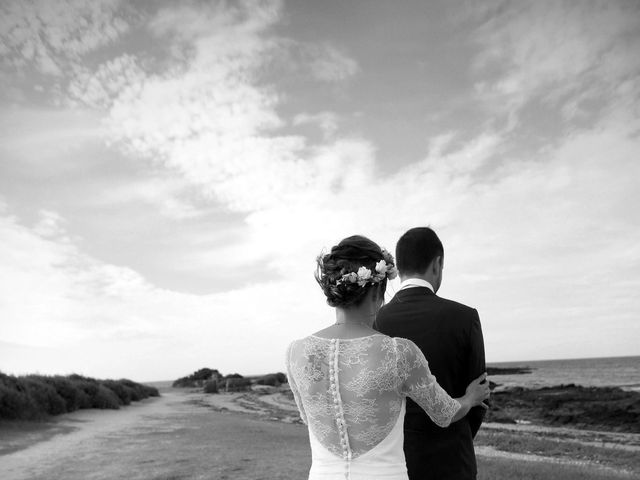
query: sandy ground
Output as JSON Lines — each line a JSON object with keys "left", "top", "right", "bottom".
{"left": 1, "top": 387, "right": 638, "bottom": 479}
{"left": 0, "top": 389, "right": 311, "bottom": 480}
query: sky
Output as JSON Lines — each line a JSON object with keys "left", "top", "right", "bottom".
{"left": 0, "top": 0, "right": 639, "bottom": 382}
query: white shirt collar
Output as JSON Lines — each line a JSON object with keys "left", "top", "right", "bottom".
{"left": 399, "top": 277, "right": 434, "bottom": 293}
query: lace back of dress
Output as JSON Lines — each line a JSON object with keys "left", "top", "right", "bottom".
{"left": 287, "top": 335, "right": 404, "bottom": 460}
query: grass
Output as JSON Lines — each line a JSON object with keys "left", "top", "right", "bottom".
{"left": 477, "top": 456, "right": 635, "bottom": 480}
{"left": 476, "top": 429, "right": 639, "bottom": 475}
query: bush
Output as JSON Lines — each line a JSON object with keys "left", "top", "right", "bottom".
{"left": 173, "top": 367, "right": 222, "bottom": 388}
{"left": 255, "top": 372, "right": 287, "bottom": 387}
{"left": 42, "top": 376, "right": 90, "bottom": 411}
{"left": 91, "top": 385, "right": 121, "bottom": 409}
{"left": 101, "top": 380, "right": 132, "bottom": 405}
{"left": 0, "top": 383, "right": 35, "bottom": 420}
{"left": 171, "top": 368, "right": 222, "bottom": 388}
{"left": 193, "top": 368, "right": 221, "bottom": 382}
{"left": 145, "top": 385, "right": 160, "bottom": 397}
{"left": 23, "top": 377, "right": 66, "bottom": 415}
{"left": 220, "top": 377, "right": 251, "bottom": 392}
{"left": 72, "top": 377, "right": 101, "bottom": 399}
{"left": 172, "top": 378, "right": 196, "bottom": 388}
{"left": 0, "top": 372, "right": 160, "bottom": 420}
{"left": 255, "top": 374, "right": 280, "bottom": 387}
{"left": 204, "top": 380, "right": 219, "bottom": 394}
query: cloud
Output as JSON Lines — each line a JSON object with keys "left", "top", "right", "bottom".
{"left": 1, "top": 0, "right": 638, "bottom": 379}
{"left": 96, "top": 175, "right": 203, "bottom": 220}
{"left": 0, "top": 0, "right": 130, "bottom": 80}
{"left": 305, "top": 43, "right": 359, "bottom": 82}
{"left": 0, "top": 204, "right": 328, "bottom": 379}
{"left": 67, "top": 54, "right": 145, "bottom": 109}
{"left": 102, "top": 1, "right": 315, "bottom": 214}
{"left": 470, "top": 1, "right": 640, "bottom": 127}
{"left": 293, "top": 111, "right": 339, "bottom": 139}
{"left": 76, "top": 0, "right": 639, "bottom": 365}
{"left": 0, "top": 106, "right": 105, "bottom": 169}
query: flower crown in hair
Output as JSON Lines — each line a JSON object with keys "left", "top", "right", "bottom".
{"left": 336, "top": 249, "right": 398, "bottom": 287}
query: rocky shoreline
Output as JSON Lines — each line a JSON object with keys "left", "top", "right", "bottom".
{"left": 192, "top": 382, "right": 640, "bottom": 436}
{"left": 486, "top": 384, "right": 640, "bottom": 434}
{"left": 487, "top": 366, "right": 533, "bottom": 375}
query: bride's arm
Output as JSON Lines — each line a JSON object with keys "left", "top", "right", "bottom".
{"left": 451, "top": 373, "right": 489, "bottom": 422}
{"left": 285, "top": 342, "right": 308, "bottom": 425}
{"left": 395, "top": 338, "right": 488, "bottom": 427}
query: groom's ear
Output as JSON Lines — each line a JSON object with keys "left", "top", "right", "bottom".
{"left": 430, "top": 255, "right": 443, "bottom": 274}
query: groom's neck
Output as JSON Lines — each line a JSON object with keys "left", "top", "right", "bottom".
{"left": 400, "top": 272, "right": 430, "bottom": 283}
{"left": 400, "top": 272, "right": 439, "bottom": 292}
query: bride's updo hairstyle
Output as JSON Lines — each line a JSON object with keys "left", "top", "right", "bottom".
{"left": 315, "top": 235, "right": 398, "bottom": 308}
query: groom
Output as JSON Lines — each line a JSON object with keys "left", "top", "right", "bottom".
{"left": 375, "top": 227, "right": 486, "bottom": 480}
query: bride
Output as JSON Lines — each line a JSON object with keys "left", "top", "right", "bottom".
{"left": 286, "top": 235, "right": 490, "bottom": 480}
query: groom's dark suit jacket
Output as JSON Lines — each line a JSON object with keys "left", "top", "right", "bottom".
{"left": 375, "top": 287, "right": 486, "bottom": 480}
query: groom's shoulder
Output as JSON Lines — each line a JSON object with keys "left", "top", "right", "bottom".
{"left": 436, "top": 295, "right": 476, "bottom": 312}
{"left": 431, "top": 295, "right": 479, "bottom": 322}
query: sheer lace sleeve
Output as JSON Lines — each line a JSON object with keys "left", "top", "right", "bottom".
{"left": 285, "top": 341, "right": 308, "bottom": 425}
{"left": 394, "top": 337, "right": 461, "bottom": 427}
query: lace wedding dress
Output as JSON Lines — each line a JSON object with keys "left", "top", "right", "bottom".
{"left": 286, "top": 333, "right": 461, "bottom": 480}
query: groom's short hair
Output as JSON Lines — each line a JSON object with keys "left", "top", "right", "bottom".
{"left": 396, "top": 227, "right": 444, "bottom": 275}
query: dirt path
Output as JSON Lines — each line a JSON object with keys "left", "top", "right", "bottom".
{"left": 0, "top": 390, "right": 311, "bottom": 480}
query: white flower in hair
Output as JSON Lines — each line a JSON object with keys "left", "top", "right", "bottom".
{"left": 356, "top": 266, "right": 372, "bottom": 286}
{"left": 342, "top": 272, "right": 358, "bottom": 284}
{"left": 331, "top": 246, "right": 398, "bottom": 287}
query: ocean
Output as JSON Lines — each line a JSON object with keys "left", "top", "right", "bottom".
{"left": 487, "top": 355, "right": 640, "bottom": 391}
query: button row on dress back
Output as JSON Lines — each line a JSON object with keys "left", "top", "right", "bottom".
{"left": 328, "top": 338, "right": 352, "bottom": 464}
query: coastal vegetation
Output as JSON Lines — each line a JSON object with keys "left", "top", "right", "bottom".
{"left": 0, "top": 372, "right": 159, "bottom": 421}
{"left": 172, "top": 368, "right": 287, "bottom": 393}
{"left": 172, "top": 368, "right": 222, "bottom": 388}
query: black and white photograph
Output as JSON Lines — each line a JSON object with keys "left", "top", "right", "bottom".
{"left": 1, "top": 1, "right": 639, "bottom": 479}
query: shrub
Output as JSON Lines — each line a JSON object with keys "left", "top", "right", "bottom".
{"left": 172, "top": 378, "right": 196, "bottom": 388}
{"left": 23, "top": 377, "right": 66, "bottom": 415}
{"left": 173, "top": 367, "right": 222, "bottom": 388}
{"left": 0, "top": 383, "right": 35, "bottom": 420}
{"left": 255, "top": 372, "right": 287, "bottom": 387}
{"left": 220, "top": 377, "right": 251, "bottom": 392}
{"left": 0, "top": 372, "right": 159, "bottom": 420}
{"left": 68, "top": 374, "right": 102, "bottom": 403}
{"left": 204, "top": 380, "right": 219, "bottom": 394}
{"left": 193, "top": 368, "right": 221, "bottom": 382}
{"left": 91, "top": 385, "right": 121, "bottom": 409}
{"left": 255, "top": 374, "right": 280, "bottom": 387}
{"left": 144, "top": 385, "right": 160, "bottom": 397}
{"left": 42, "top": 376, "right": 90, "bottom": 412}
{"left": 114, "top": 379, "right": 159, "bottom": 400}
{"left": 101, "top": 380, "right": 132, "bottom": 405}
{"left": 119, "top": 380, "right": 143, "bottom": 401}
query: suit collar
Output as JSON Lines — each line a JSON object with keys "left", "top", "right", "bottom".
{"left": 395, "top": 286, "right": 435, "bottom": 298}
{"left": 399, "top": 277, "right": 434, "bottom": 293}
